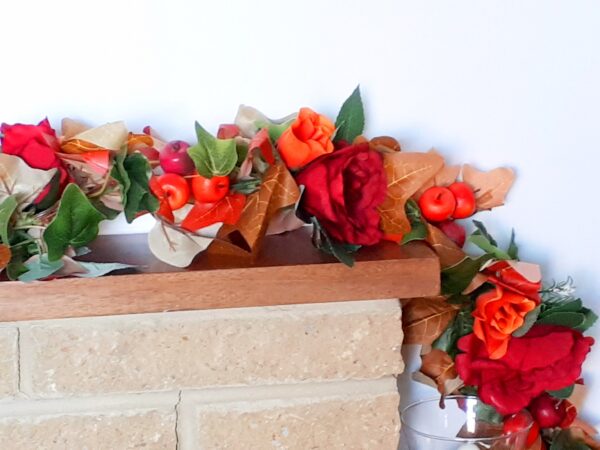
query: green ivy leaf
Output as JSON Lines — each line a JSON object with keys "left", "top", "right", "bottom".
{"left": 43, "top": 184, "right": 105, "bottom": 261}
{"left": 537, "top": 311, "right": 586, "bottom": 328}
{"left": 548, "top": 384, "right": 575, "bottom": 399}
{"left": 264, "top": 119, "right": 294, "bottom": 142}
{"left": 512, "top": 305, "right": 541, "bottom": 337}
{"left": 475, "top": 402, "right": 503, "bottom": 425}
{"left": 441, "top": 255, "right": 493, "bottom": 295}
{"left": 0, "top": 195, "right": 17, "bottom": 244}
{"left": 334, "top": 85, "right": 365, "bottom": 143}
{"left": 550, "top": 429, "right": 593, "bottom": 450}
{"left": 188, "top": 122, "right": 237, "bottom": 178}
{"left": 74, "top": 261, "right": 136, "bottom": 278}
{"left": 112, "top": 151, "right": 158, "bottom": 223}
{"left": 18, "top": 254, "right": 65, "bottom": 282}
{"left": 402, "top": 200, "right": 427, "bottom": 244}
{"left": 574, "top": 308, "right": 598, "bottom": 332}
{"left": 231, "top": 178, "right": 261, "bottom": 195}
{"left": 311, "top": 217, "right": 360, "bottom": 267}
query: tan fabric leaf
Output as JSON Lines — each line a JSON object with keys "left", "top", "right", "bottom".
{"left": 0, "top": 244, "right": 11, "bottom": 271}
{"left": 378, "top": 152, "right": 445, "bottom": 235}
{"left": 266, "top": 207, "right": 305, "bottom": 236}
{"left": 211, "top": 162, "right": 300, "bottom": 257}
{"left": 417, "top": 348, "right": 463, "bottom": 395}
{"left": 415, "top": 156, "right": 461, "bottom": 198}
{"left": 463, "top": 164, "right": 516, "bottom": 211}
{"left": 61, "top": 118, "right": 90, "bottom": 139}
{"left": 425, "top": 223, "right": 466, "bottom": 269}
{"left": 0, "top": 154, "right": 57, "bottom": 211}
{"left": 402, "top": 297, "right": 459, "bottom": 345}
{"left": 62, "top": 121, "right": 128, "bottom": 154}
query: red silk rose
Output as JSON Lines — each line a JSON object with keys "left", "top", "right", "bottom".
{"left": 295, "top": 143, "right": 387, "bottom": 245}
{"left": 0, "top": 119, "right": 69, "bottom": 203}
{"left": 456, "top": 325, "right": 593, "bottom": 415}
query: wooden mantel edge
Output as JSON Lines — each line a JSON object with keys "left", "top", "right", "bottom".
{"left": 0, "top": 233, "right": 441, "bottom": 322}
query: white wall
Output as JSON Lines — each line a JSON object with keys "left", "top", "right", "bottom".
{"left": 2, "top": 0, "right": 599, "bottom": 422}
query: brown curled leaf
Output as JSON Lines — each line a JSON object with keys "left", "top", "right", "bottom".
{"left": 462, "top": 164, "right": 516, "bottom": 211}
{"left": 403, "top": 297, "right": 459, "bottom": 345}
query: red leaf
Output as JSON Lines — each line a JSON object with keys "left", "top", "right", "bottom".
{"left": 81, "top": 150, "right": 111, "bottom": 175}
{"left": 250, "top": 128, "right": 275, "bottom": 165}
{"left": 149, "top": 177, "right": 174, "bottom": 222}
{"left": 181, "top": 193, "right": 246, "bottom": 232}
{"left": 217, "top": 124, "right": 240, "bottom": 139}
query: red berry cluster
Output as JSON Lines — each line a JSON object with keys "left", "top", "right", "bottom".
{"left": 418, "top": 182, "right": 477, "bottom": 247}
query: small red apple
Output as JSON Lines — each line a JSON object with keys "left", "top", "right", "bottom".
{"left": 159, "top": 140, "right": 195, "bottom": 175}
{"left": 418, "top": 186, "right": 456, "bottom": 222}
{"left": 191, "top": 174, "right": 230, "bottom": 203}
{"left": 529, "top": 393, "right": 577, "bottom": 429}
{"left": 437, "top": 220, "right": 466, "bottom": 247}
{"left": 448, "top": 182, "right": 477, "bottom": 219}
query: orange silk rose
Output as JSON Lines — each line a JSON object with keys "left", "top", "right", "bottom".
{"left": 473, "top": 285, "right": 537, "bottom": 360}
{"left": 277, "top": 107, "right": 335, "bottom": 169}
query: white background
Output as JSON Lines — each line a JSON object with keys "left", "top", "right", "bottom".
{"left": 1, "top": 1, "right": 599, "bottom": 422}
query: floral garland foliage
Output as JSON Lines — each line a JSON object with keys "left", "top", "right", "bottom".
{"left": 0, "top": 87, "right": 598, "bottom": 448}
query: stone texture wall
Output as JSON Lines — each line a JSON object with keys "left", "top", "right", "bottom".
{"left": 0, "top": 299, "right": 404, "bottom": 449}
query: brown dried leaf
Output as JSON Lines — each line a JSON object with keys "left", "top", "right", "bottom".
{"left": 378, "top": 152, "right": 445, "bottom": 235}
{"left": 462, "top": 164, "right": 515, "bottom": 211}
{"left": 417, "top": 348, "right": 463, "bottom": 395}
{"left": 0, "top": 244, "right": 11, "bottom": 271}
{"left": 370, "top": 136, "right": 401, "bottom": 152}
{"left": 425, "top": 223, "right": 466, "bottom": 269}
{"left": 212, "top": 162, "right": 300, "bottom": 257}
{"left": 402, "top": 297, "right": 459, "bottom": 345}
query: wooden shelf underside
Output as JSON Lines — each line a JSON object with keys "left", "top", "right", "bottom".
{"left": 0, "top": 229, "right": 440, "bottom": 322}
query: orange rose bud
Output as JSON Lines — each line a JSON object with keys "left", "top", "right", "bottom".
{"left": 472, "top": 285, "right": 537, "bottom": 360}
{"left": 277, "top": 107, "right": 335, "bottom": 169}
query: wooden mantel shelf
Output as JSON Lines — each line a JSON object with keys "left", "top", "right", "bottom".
{"left": 0, "top": 228, "right": 440, "bottom": 322}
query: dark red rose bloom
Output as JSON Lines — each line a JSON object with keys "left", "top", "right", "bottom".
{"left": 529, "top": 393, "right": 577, "bottom": 429}
{"left": 295, "top": 143, "right": 387, "bottom": 245}
{"left": 1, "top": 119, "right": 68, "bottom": 202}
{"left": 456, "top": 325, "right": 593, "bottom": 415}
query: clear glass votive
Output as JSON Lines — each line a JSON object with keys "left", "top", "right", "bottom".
{"left": 400, "top": 395, "right": 533, "bottom": 450}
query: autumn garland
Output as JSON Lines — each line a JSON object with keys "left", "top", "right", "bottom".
{"left": 0, "top": 87, "right": 597, "bottom": 448}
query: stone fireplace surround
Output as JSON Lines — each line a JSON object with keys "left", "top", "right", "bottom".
{"left": 0, "top": 232, "right": 439, "bottom": 449}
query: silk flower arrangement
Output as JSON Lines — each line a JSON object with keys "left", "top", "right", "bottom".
{"left": 0, "top": 87, "right": 597, "bottom": 449}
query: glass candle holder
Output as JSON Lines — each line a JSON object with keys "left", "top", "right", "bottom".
{"left": 400, "top": 396, "right": 533, "bottom": 450}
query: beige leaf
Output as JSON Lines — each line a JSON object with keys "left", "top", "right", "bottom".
{"left": 266, "top": 207, "right": 306, "bottom": 236}
{"left": 62, "top": 121, "right": 128, "bottom": 153}
{"left": 425, "top": 223, "right": 466, "bottom": 269}
{"left": 61, "top": 118, "right": 90, "bottom": 139}
{"left": 463, "top": 164, "right": 515, "bottom": 211}
{"left": 0, "top": 154, "right": 57, "bottom": 210}
{"left": 148, "top": 221, "right": 221, "bottom": 268}
{"left": 234, "top": 105, "right": 296, "bottom": 139}
{"left": 402, "top": 297, "right": 459, "bottom": 345}
{"left": 378, "top": 152, "right": 445, "bottom": 235}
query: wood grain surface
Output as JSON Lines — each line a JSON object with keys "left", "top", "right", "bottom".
{"left": 0, "top": 229, "right": 440, "bottom": 322}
